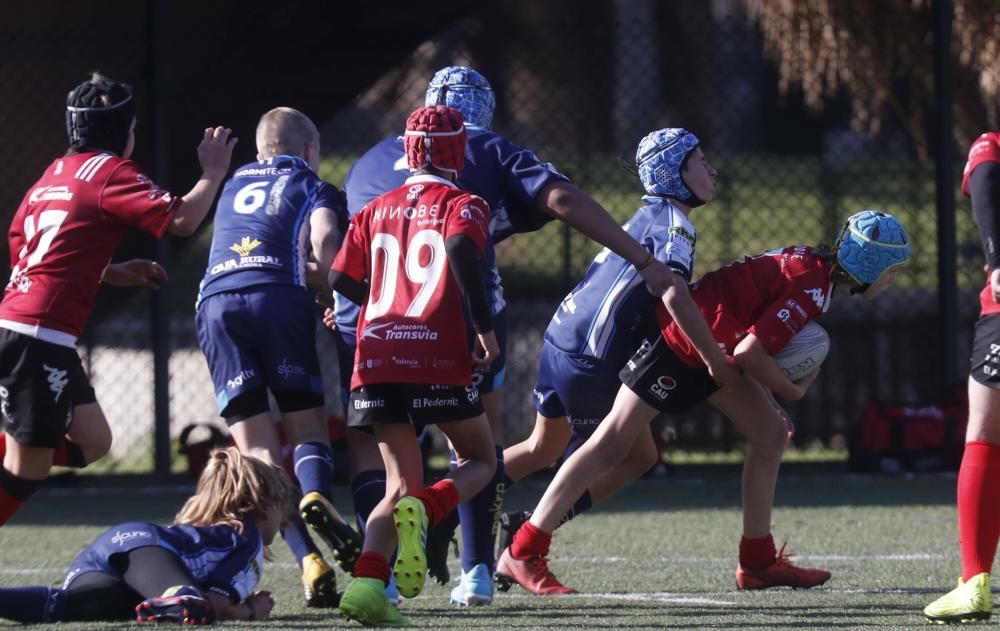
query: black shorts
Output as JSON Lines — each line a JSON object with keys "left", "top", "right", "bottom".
{"left": 618, "top": 336, "right": 718, "bottom": 414}
{"left": 0, "top": 328, "right": 96, "bottom": 448}
{"left": 347, "top": 382, "right": 484, "bottom": 429}
{"left": 971, "top": 314, "right": 1000, "bottom": 388}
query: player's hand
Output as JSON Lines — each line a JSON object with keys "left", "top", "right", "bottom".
{"left": 198, "top": 126, "right": 237, "bottom": 180}
{"left": 101, "top": 259, "right": 167, "bottom": 288}
{"left": 247, "top": 591, "right": 275, "bottom": 620}
{"left": 472, "top": 330, "right": 500, "bottom": 370}
{"left": 990, "top": 267, "right": 1000, "bottom": 303}
{"left": 638, "top": 258, "right": 674, "bottom": 297}
{"left": 707, "top": 354, "right": 741, "bottom": 389}
{"left": 791, "top": 366, "right": 821, "bottom": 399}
{"left": 322, "top": 307, "right": 337, "bottom": 331}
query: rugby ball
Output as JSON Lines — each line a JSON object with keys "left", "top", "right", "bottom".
{"left": 773, "top": 321, "right": 830, "bottom": 382}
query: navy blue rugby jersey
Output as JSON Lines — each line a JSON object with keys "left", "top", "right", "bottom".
{"left": 544, "top": 197, "right": 697, "bottom": 368}
{"left": 197, "top": 155, "right": 345, "bottom": 304}
{"left": 333, "top": 129, "right": 568, "bottom": 335}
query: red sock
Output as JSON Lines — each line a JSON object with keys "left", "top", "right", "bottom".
{"left": 353, "top": 550, "right": 390, "bottom": 584}
{"left": 739, "top": 534, "right": 777, "bottom": 570}
{"left": 958, "top": 441, "right": 1000, "bottom": 581}
{"left": 510, "top": 521, "right": 552, "bottom": 560}
{"left": 0, "top": 468, "right": 43, "bottom": 527}
{"left": 414, "top": 479, "right": 459, "bottom": 527}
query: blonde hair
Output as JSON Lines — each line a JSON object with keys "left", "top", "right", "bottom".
{"left": 255, "top": 107, "right": 319, "bottom": 160}
{"left": 175, "top": 446, "right": 295, "bottom": 534}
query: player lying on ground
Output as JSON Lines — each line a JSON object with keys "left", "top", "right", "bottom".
{"left": 330, "top": 105, "right": 499, "bottom": 627}
{"left": 0, "top": 447, "right": 291, "bottom": 625}
{"left": 334, "top": 67, "right": 703, "bottom": 607}
{"left": 496, "top": 211, "right": 911, "bottom": 595}
{"left": 0, "top": 72, "right": 235, "bottom": 527}
{"left": 924, "top": 130, "right": 1000, "bottom": 623}
{"left": 194, "top": 106, "right": 359, "bottom": 608}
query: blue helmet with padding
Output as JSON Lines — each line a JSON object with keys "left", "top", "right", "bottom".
{"left": 425, "top": 66, "right": 495, "bottom": 130}
{"left": 635, "top": 128, "right": 704, "bottom": 206}
{"left": 835, "top": 210, "right": 910, "bottom": 286}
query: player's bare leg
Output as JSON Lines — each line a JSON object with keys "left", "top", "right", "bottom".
{"left": 708, "top": 378, "right": 830, "bottom": 589}
{"left": 502, "top": 413, "right": 572, "bottom": 482}
{"left": 586, "top": 425, "right": 659, "bottom": 505}
{"left": 497, "top": 387, "right": 656, "bottom": 595}
{"left": 65, "top": 403, "right": 113, "bottom": 465}
{"left": 230, "top": 411, "right": 338, "bottom": 607}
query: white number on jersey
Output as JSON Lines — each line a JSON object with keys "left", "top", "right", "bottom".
{"left": 366, "top": 230, "right": 447, "bottom": 320}
{"left": 8, "top": 209, "right": 70, "bottom": 290}
{"left": 233, "top": 182, "right": 269, "bottom": 214}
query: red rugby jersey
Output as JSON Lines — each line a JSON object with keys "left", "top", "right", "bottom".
{"left": 0, "top": 152, "right": 180, "bottom": 343}
{"left": 332, "top": 174, "right": 490, "bottom": 388}
{"left": 962, "top": 132, "right": 1000, "bottom": 317}
{"left": 658, "top": 246, "right": 833, "bottom": 367}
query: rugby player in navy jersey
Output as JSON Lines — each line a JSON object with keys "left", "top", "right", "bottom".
{"left": 0, "top": 447, "right": 291, "bottom": 624}
{"left": 194, "top": 107, "right": 359, "bottom": 608}
{"left": 0, "top": 73, "right": 234, "bottom": 527}
{"left": 497, "top": 211, "right": 909, "bottom": 595}
{"left": 330, "top": 67, "right": 739, "bottom": 607}
{"left": 332, "top": 105, "right": 499, "bottom": 626}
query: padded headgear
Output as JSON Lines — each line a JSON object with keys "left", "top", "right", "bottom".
{"left": 404, "top": 105, "right": 468, "bottom": 176}
{"left": 65, "top": 74, "right": 135, "bottom": 156}
{"left": 635, "top": 128, "right": 703, "bottom": 206}
{"left": 835, "top": 210, "right": 910, "bottom": 286}
{"left": 425, "top": 66, "right": 495, "bottom": 130}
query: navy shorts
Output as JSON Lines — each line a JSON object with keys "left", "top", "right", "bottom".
{"left": 63, "top": 521, "right": 162, "bottom": 588}
{"left": 348, "top": 382, "right": 483, "bottom": 429}
{"left": 196, "top": 286, "right": 324, "bottom": 415}
{"left": 0, "top": 328, "right": 96, "bottom": 448}
{"left": 532, "top": 341, "right": 622, "bottom": 439}
{"left": 971, "top": 313, "right": 1000, "bottom": 388}
{"left": 619, "top": 336, "right": 719, "bottom": 414}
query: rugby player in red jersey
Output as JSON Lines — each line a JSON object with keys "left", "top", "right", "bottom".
{"left": 0, "top": 73, "right": 236, "bottom": 526}
{"left": 925, "top": 131, "right": 1000, "bottom": 623}
{"left": 497, "top": 211, "right": 910, "bottom": 595}
{"left": 330, "top": 105, "right": 498, "bottom": 626}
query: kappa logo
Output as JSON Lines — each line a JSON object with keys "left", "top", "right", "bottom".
{"left": 229, "top": 236, "right": 262, "bottom": 257}
{"left": 42, "top": 364, "right": 68, "bottom": 403}
{"left": 406, "top": 184, "right": 425, "bottom": 201}
{"left": 804, "top": 287, "right": 825, "bottom": 309}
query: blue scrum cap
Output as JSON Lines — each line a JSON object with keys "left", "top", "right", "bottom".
{"left": 835, "top": 210, "right": 910, "bottom": 285}
{"left": 425, "top": 66, "right": 495, "bottom": 130}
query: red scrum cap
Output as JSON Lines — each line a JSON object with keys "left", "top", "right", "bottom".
{"left": 404, "top": 105, "right": 467, "bottom": 176}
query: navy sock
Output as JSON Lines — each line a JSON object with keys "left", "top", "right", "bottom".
{"left": 293, "top": 441, "right": 334, "bottom": 499}
{"left": 0, "top": 586, "right": 66, "bottom": 623}
{"left": 557, "top": 490, "right": 593, "bottom": 527}
{"left": 281, "top": 514, "right": 322, "bottom": 567}
{"left": 350, "top": 469, "right": 386, "bottom": 535}
{"left": 458, "top": 446, "right": 506, "bottom": 573}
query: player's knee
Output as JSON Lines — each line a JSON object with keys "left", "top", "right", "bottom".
{"left": 750, "top": 417, "right": 787, "bottom": 458}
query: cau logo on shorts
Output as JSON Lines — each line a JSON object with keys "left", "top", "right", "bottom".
{"left": 649, "top": 375, "right": 677, "bottom": 401}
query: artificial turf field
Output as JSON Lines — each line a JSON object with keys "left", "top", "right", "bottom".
{"left": 0, "top": 464, "right": 971, "bottom": 629}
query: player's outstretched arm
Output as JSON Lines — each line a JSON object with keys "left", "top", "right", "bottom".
{"left": 101, "top": 259, "right": 167, "bottom": 288}
{"left": 205, "top": 591, "right": 274, "bottom": 621}
{"left": 168, "top": 126, "right": 237, "bottom": 236}
{"left": 536, "top": 180, "right": 675, "bottom": 294}
{"left": 661, "top": 279, "right": 740, "bottom": 388}
{"left": 733, "top": 334, "right": 814, "bottom": 401}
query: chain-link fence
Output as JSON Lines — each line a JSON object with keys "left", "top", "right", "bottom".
{"left": 0, "top": 0, "right": 984, "bottom": 472}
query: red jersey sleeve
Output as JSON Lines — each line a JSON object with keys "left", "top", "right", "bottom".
{"left": 443, "top": 193, "right": 490, "bottom": 252}
{"left": 331, "top": 213, "right": 369, "bottom": 282}
{"left": 748, "top": 269, "right": 829, "bottom": 355}
{"left": 963, "top": 132, "right": 1000, "bottom": 197}
{"left": 99, "top": 160, "right": 181, "bottom": 238}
